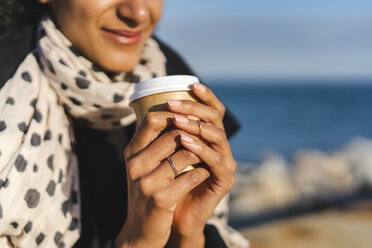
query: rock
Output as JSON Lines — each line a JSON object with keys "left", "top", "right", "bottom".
{"left": 229, "top": 137, "right": 372, "bottom": 219}
{"left": 335, "top": 137, "right": 372, "bottom": 188}
{"left": 230, "top": 154, "right": 299, "bottom": 218}
{"left": 293, "top": 150, "right": 359, "bottom": 202}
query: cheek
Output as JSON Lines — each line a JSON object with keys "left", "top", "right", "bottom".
{"left": 51, "top": 0, "right": 111, "bottom": 56}
{"left": 51, "top": 0, "right": 98, "bottom": 43}
{"left": 149, "top": 1, "right": 164, "bottom": 24}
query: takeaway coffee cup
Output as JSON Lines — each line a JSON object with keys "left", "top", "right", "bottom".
{"left": 130, "top": 75, "right": 200, "bottom": 174}
{"left": 130, "top": 75, "right": 200, "bottom": 127}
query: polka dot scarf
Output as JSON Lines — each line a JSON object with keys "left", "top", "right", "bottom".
{"left": 0, "top": 15, "right": 166, "bottom": 247}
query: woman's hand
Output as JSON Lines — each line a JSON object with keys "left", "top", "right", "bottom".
{"left": 115, "top": 82, "right": 236, "bottom": 248}
{"left": 115, "top": 111, "right": 211, "bottom": 248}
{"left": 166, "top": 83, "right": 237, "bottom": 247}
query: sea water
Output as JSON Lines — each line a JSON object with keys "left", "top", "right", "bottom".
{"left": 211, "top": 80, "right": 372, "bottom": 163}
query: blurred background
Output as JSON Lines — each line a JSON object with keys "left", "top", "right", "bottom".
{"left": 156, "top": 1, "right": 372, "bottom": 247}
{"left": 156, "top": 0, "right": 372, "bottom": 162}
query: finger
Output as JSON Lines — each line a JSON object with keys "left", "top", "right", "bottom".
{"left": 127, "top": 129, "right": 187, "bottom": 180}
{"left": 173, "top": 115, "right": 231, "bottom": 157}
{"left": 141, "top": 149, "right": 201, "bottom": 190}
{"left": 126, "top": 111, "right": 175, "bottom": 158}
{"left": 151, "top": 167, "right": 211, "bottom": 210}
{"left": 180, "top": 133, "right": 236, "bottom": 183}
{"left": 187, "top": 115, "right": 199, "bottom": 121}
{"left": 167, "top": 100, "right": 223, "bottom": 129}
{"left": 192, "top": 83, "right": 226, "bottom": 117}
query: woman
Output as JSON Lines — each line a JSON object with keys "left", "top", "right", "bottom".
{"left": 0, "top": 0, "right": 248, "bottom": 247}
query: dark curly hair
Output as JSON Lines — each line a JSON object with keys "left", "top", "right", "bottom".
{"left": 0, "top": 0, "right": 47, "bottom": 35}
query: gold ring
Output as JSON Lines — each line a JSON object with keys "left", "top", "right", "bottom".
{"left": 197, "top": 119, "right": 203, "bottom": 136}
{"left": 166, "top": 156, "right": 179, "bottom": 177}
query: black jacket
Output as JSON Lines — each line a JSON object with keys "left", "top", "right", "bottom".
{"left": 0, "top": 24, "right": 239, "bottom": 248}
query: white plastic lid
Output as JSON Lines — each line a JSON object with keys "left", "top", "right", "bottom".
{"left": 130, "top": 75, "right": 199, "bottom": 102}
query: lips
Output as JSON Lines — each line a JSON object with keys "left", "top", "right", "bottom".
{"left": 102, "top": 28, "right": 142, "bottom": 45}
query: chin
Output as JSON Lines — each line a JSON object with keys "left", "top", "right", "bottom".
{"left": 96, "top": 52, "right": 141, "bottom": 73}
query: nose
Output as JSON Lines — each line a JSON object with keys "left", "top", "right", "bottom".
{"left": 117, "top": 0, "right": 150, "bottom": 28}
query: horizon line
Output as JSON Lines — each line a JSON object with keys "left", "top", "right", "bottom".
{"left": 202, "top": 76, "right": 372, "bottom": 84}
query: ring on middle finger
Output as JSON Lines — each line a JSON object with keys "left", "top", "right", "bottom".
{"left": 166, "top": 156, "right": 179, "bottom": 178}
{"left": 197, "top": 119, "right": 203, "bottom": 136}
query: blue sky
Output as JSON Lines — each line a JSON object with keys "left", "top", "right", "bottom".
{"left": 155, "top": 0, "right": 372, "bottom": 80}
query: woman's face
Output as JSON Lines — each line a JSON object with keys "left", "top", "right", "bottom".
{"left": 40, "top": 0, "right": 164, "bottom": 72}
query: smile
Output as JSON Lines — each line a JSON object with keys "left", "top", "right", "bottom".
{"left": 102, "top": 28, "right": 142, "bottom": 46}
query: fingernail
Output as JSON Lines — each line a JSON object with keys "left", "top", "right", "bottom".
{"left": 168, "top": 100, "right": 181, "bottom": 107}
{"left": 180, "top": 134, "right": 194, "bottom": 143}
{"left": 194, "top": 83, "right": 206, "bottom": 92}
{"left": 174, "top": 115, "right": 189, "bottom": 123}
{"left": 187, "top": 115, "right": 199, "bottom": 121}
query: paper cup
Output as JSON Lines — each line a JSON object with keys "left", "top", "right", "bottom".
{"left": 130, "top": 75, "right": 200, "bottom": 174}
{"left": 130, "top": 75, "right": 200, "bottom": 126}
